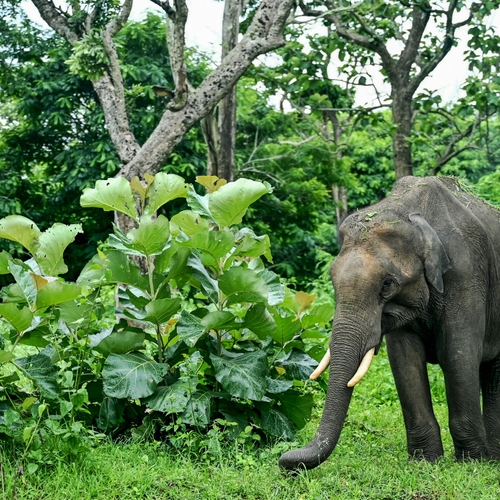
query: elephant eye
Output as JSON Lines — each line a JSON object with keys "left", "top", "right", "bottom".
{"left": 381, "top": 278, "right": 397, "bottom": 296}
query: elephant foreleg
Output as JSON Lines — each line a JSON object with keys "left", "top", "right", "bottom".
{"left": 480, "top": 356, "right": 500, "bottom": 459}
{"left": 386, "top": 331, "right": 444, "bottom": 460}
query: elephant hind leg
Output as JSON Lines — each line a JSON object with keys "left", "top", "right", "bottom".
{"left": 480, "top": 356, "right": 500, "bottom": 459}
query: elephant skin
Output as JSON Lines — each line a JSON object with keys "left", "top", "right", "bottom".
{"left": 279, "top": 176, "right": 500, "bottom": 470}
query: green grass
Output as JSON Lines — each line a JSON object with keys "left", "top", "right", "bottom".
{"left": 4, "top": 348, "right": 500, "bottom": 500}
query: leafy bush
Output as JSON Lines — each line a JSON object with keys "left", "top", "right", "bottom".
{"left": 0, "top": 174, "right": 332, "bottom": 465}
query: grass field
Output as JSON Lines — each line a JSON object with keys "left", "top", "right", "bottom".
{"left": 4, "top": 348, "right": 500, "bottom": 500}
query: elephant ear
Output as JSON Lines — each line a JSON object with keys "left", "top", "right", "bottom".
{"left": 409, "top": 213, "right": 451, "bottom": 293}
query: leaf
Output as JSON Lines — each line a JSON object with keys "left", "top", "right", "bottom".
{"left": 97, "top": 397, "right": 125, "bottom": 433}
{"left": 209, "top": 179, "right": 272, "bottom": 227}
{"left": 234, "top": 228, "right": 272, "bottom": 262}
{"left": 178, "top": 227, "right": 234, "bottom": 260}
{"left": 36, "top": 223, "right": 83, "bottom": 276}
{"left": 187, "top": 253, "right": 219, "bottom": 302}
{"left": 0, "top": 303, "right": 33, "bottom": 332}
{"left": 295, "top": 291, "right": 317, "bottom": 314}
{"left": 145, "top": 173, "right": 188, "bottom": 215}
{"left": 196, "top": 175, "right": 227, "bottom": 193}
{"left": 278, "top": 390, "right": 314, "bottom": 429}
{"left": 8, "top": 261, "right": 37, "bottom": 309}
{"left": 176, "top": 310, "right": 205, "bottom": 347}
{"left": 102, "top": 352, "right": 168, "bottom": 399}
{"left": 142, "top": 298, "right": 182, "bottom": 327}
{"left": 210, "top": 350, "right": 268, "bottom": 400}
{"left": 265, "top": 377, "right": 293, "bottom": 394}
{"left": 219, "top": 267, "right": 268, "bottom": 305}
{"left": 260, "top": 407, "right": 294, "bottom": 439}
{"left": 0, "top": 251, "right": 12, "bottom": 275}
{"left": 77, "top": 250, "right": 148, "bottom": 290}
{"left": 200, "top": 310, "right": 239, "bottom": 331}
{"left": 89, "top": 328, "right": 146, "bottom": 356}
{"left": 0, "top": 215, "right": 41, "bottom": 254}
{"left": 36, "top": 281, "right": 83, "bottom": 309}
{"left": 272, "top": 314, "right": 302, "bottom": 345}
{"left": 126, "top": 215, "right": 170, "bottom": 257}
{"left": 301, "top": 301, "right": 335, "bottom": 328}
{"left": 179, "top": 389, "right": 212, "bottom": 426}
{"left": 170, "top": 210, "right": 210, "bottom": 237}
{"left": 259, "top": 269, "right": 285, "bottom": 306}
{"left": 14, "top": 353, "right": 59, "bottom": 399}
{"left": 186, "top": 186, "right": 213, "bottom": 219}
{"left": 145, "top": 377, "right": 197, "bottom": 413}
{"left": 243, "top": 304, "right": 276, "bottom": 339}
{"left": 0, "top": 350, "right": 15, "bottom": 364}
{"left": 275, "top": 348, "right": 317, "bottom": 380}
{"left": 80, "top": 177, "right": 138, "bottom": 220}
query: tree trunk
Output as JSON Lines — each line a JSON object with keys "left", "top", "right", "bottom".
{"left": 392, "top": 88, "right": 414, "bottom": 179}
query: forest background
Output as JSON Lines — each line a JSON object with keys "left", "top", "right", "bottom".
{"left": 1, "top": 0, "right": 500, "bottom": 498}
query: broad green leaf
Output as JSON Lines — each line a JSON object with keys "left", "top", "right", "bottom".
{"left": 211, "top": 350, "right": 268, "bottom": 400}
{"left": 165, "top": 246, "right": 191, "bottom": 285}
{"left": 16, "top": 325, "right": 51, "bottom": 348}
{"left": 0, "top": 215, "right": 41, "bottom": 254}
{"left": 126, "top": 215, "right": 170, "bottom": 257}
{"left": 0, "top": 350, "right": 15, "bottom": 363}
{"left": 14, "top": 353, "right": 59, "bottom": 399}
{"left": 154, "top": 241, "right": 180, "bottom": 274}
{"left": 77, "top": 250, "right": 148, "bottom": 290}
{"left": 200, "top": 310, "right": 238, "bottom": 331}
{"left": 260, "top": 407, "right": 294, "bottom": 439}
{"left": 58, "top": 297, "right": 100, "bottom": 326}
{"left": 176, "top": 310, "right": 205, "bottom": 347}
{"left": 187, "top": 253, "right": 219, "bottom": 302}
{"left": 219, "top": 267, "right": 268, "bottom": 305}
{"left": 36, "top": 223, "right": 83, "bottom": 276}
{"left": 70, "top": 388, "right": 89, "bottom": 410}
{"left": 301, "top": 301, "right": 335, "bottom": 328}
{"left": 145, "top": 376, "right": 197, "bottom": 413}
{"left": 179, "top": 389, "right": 212, "bottom": 426}
{"left": 0, "top": 303, "right": 33, "bottom": 332}
{"left": 142, "top": 298, "right": 182, "bottom": 326}
{"left": 234, "top": 228, "right": 272, "bottom": 262}
{"left": 265, "top": 377, "right": 293, "bottom": 394}
{"left": 178, "top": 227, "right": 234, "bottom": 260}
{"left": 186, "top": 186, "right": 213, "bottom": 219}
{"left": 9, "top": 261, "right": 37, "bottom": 309}
{"left": 102, "top": 352, "right": 168, "bottom": 399}
{"left": 170, "top": 210, "right": 210, "bottom": 237}
{"left": 272, "top": 314, "right": 302, "bottom": 345}
{"left": 0, "top": 251, "right": 12, "bottom": 274}
{"left": 89, "top": 327, "right": 146, "bottom": 356}
{"left": 259, "top": 269, "right": 285, "bottom": 306}
{"left": 97, "top": 397, "right": 125, "bottom": 432}
{"left": 36, "top": 281, "right": 83, "bottom": 309}
{"left": 243, "top": 304, "right": 276, "bottom": 339}
{"left": 278, "top": 390, "right": 314, "bottom": 429}
{"left": 209, "top": 179, "right": 272, "bottom": 227}
{"left": 80, "top": 177, "right": 138, "bottom": 220}
{"left": 145, "top": 173, "right": 188, "bottom": 215}
{"left": 275, "top": 348, "right": 317, "bottom": 380}
{"left": 196, "top": 175, "right": 227, "bottom": 193}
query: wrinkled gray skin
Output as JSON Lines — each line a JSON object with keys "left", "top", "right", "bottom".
{"left": 280, "top": 176, "right": 500, "bottom": 471}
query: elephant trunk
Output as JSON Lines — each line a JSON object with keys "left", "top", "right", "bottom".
{"left": 279, "top": 315, "right": 379, "bottom": 471}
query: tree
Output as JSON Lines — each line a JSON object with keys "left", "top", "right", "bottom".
{"left": 299, "top": 0, "right": 499, "bottom": 179}
{"left": 29, "top": 0, "right": 295, "bottom": 184}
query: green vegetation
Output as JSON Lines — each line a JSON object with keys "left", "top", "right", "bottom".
{"left": 2, "top": 349, "right": 500, "bottom": 499}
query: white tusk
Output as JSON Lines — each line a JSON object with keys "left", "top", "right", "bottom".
{"left": 347, "top": 347, "right": 375, "bottom": 387}
{"left": 309, "top": 348, "right": 331, "bottom": 380}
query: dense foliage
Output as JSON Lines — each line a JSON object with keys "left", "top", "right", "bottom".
{"left": 0, "top": 174, "right": 334, "bottom": 473}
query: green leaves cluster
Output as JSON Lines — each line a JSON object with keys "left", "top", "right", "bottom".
{"left": 0, "top": 173, "right": 332, "bottom": 448}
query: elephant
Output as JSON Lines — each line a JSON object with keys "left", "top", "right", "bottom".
{"left": 279, "top": 176, "right": 500, "bottom": 471}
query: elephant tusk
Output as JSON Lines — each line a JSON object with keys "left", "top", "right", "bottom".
{"left": 309, "top": 348, "right": 331, "bottom": 380}
{"left": 347, "top": 347, "right": 375, "bottom": 387}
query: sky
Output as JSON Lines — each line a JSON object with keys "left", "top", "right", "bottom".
{"left": 21, "top": 0, "right": 498, "bottom": 106}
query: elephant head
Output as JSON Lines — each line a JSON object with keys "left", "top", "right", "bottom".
{"left": 279, "top": 211, "right": 450, "bottom": 470}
